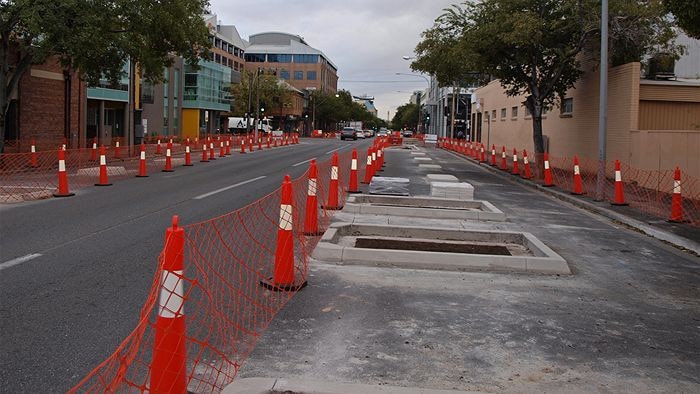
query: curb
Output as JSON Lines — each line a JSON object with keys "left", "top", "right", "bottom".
{"left": 222, "top": 377, "right": 482, "bottom": 394}
{"left": 442, "top": 149, "right": 700, "bottom": 256}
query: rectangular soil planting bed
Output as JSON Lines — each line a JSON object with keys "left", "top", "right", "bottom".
{"left": 344, "top": 194, "right": 506, "bottom": 221}
{"left": 312, "top": 223, "right": 570, "bottom": 275}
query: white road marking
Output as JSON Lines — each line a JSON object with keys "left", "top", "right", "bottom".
{"left": 0, "top": 253, "right": 42, "bottom": 271}
{"left": 193, "top": 176, "right": 266, "bottom": 200}
{"left": 292, "top": 158, "right": 316, "bottom": 167}
{"left": 325, "top": 147, "right": 342, "bottom": 155}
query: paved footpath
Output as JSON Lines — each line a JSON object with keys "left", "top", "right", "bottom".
{"left": 230, "top": 143, "right": 700, "bottom": 393}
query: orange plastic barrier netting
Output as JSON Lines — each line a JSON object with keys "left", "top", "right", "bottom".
{"left": 439, "top": 140, "right": 700, "bottom": 227}
{"left": 69, "top": 149, "right": 360, "bottom": 392}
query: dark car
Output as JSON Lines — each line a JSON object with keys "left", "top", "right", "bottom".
{"left": 340, "top": 127, "right": 357, "bottom": 140}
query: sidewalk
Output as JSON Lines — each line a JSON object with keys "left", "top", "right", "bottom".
{"left": 228, "top": 143, "right": 700, "bottom": 393}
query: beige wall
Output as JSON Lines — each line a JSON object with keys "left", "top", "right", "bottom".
{"left": 474, "top": 62, "right": 700, "bottom": 179}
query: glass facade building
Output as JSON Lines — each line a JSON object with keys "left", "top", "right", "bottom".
{"left": 183, "top": 60, "right": 232, "bottom": 112}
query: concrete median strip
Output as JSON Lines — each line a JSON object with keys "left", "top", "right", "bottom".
{"left": 312, "top": 222, "right": 570, "bottom": 275}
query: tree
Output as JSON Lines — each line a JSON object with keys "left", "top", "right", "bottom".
{"left": 230, "top": 70, "right": 290, "bottom": 119}
{"left": 664, "top": 0, "right": 700, "bottom": 39}
{"left": 0, "top": 0, "right": 211, "bottom": 150}
{"left": 391, "top": 103, "right": 419, "bottom": 131}
{"left": 414, "top": 0, "right": 680, "bottom": 164}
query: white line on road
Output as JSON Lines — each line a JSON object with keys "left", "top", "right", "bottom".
{"left": 0, "top": 253, "right": 42, "bottom": 271}
{"left": 325, "top": 147, "right": 343, "bottom": 155}
{"left": 193, "top": 176, "right": 266, "bottom": 200}
{"left": 292, "top": 157, "right": 316, "bottom": 167}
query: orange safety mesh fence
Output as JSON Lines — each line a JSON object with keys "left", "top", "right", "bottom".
{"left": 440, "top": 141, "right": 700, "bottom": 227}
{"left": 69, "top": 150, "right": 358, "bottom": 392}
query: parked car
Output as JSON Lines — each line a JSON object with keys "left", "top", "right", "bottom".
{"left": 402, "top": 130, "right": 414, "bottom": 137}
{"left": 355, "top": 129, "right": 365, "bottom": 139}
{"left": 340, "top": 127, "right": 357, "bottom": 140}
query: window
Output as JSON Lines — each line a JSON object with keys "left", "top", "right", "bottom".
{"left": 511, "top": 106, "right": 518, "bottom": 118}
{"left": 234, "top": 61, "right": 239, "bottom": 71}
{"left": 501, "top": 108, "right": 507, "bottom": 119}
{"left": 227, "top": 44, "right": 233, "bottom": 54}
{"left": 294, "top": 54, "right": 319, "bottom": 63}
{"left": 267, "top": 54, "right": 293, "bottom": 63}
{"left": 561, "top": 98, "right": 573, "bottom": 115}
{"left": 307, "top": 71, "right": 317, "bottom": 80}
{"left": 280, "top": 69, "right": 290, "bottom": 80}
{"left": 294, "top": 70, "right": 303, "bottom": 80}
{"left": 525, "top": 106, "right": 531, "bottom": 116}
{"left": 492, "top": 110, "right": 496, "bottom": 120}
{"left": 244, "top": 53, "right": 266, "bottom": 62}
{"left": 214, "top": 38, "right": 221, "bottom": 49}
{"left": 234, "top": 47, "right": 239, "bottom": 56}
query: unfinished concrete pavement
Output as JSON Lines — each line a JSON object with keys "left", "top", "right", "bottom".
{"left": 232, "top": 143, "right": 700, "bottom": 393}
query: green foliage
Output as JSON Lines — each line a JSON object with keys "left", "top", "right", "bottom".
{"left": 313, "top": 90, "right": 386, "bottom": 131}
{"left": 664, "top": 0, "right": 700, "bottom": 39}
{"left": 391, "top": 103, "right": 419, "bottom": 130}
{"left": 230, "top": 70, "right": 291, "bottom": 116}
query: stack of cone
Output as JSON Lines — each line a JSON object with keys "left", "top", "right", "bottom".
{"left": 571, "top": 155, "right": 583, "bottom": 195}
{"left": 522, "top": 149, "right": 532, "bottom": 179}
{"left": 543, "top": 152, "right": 554, "bottom": 187}
{"left": 669, "top": 167, "right": 683, "bottom": 222}
{"left": 29, "top": 138, "right": 38, "bottom": 168}
{"left": 611, "top": 160, "right": 627, "bottom": 205}
{"left": 362, "top": 148, "right": 373, "bottom": 184}
{"left": 500, "top": 146, "right": 507, "bottom": 170}
{"left": 325, "top": 152, "right": 342, "bottom": 210}
{"left": 95, "top": 146, "right": 112, "bottom": 186}
{"left": 304, "top": 161, "right": 321, "bottom": 235}
{"left": 53, "top": 148, "right": 75, "bottom": 197}
{"left": 260, "top": 175, "right": 307, "bottom": 291}
{"left": 201, "top": 143, "right": 209, "bottom": 162}
{"left": 491, "top": 145, "right": 497, "bottom": 166}
{"left": 136, "top": 143, "right": 148, "bottom": 177}
{"left": 349, "top": 148, "right": 361, "bottom": 193}
{"left": 163, "top": 142, "right": 174, "bottom": 172}
{"left": 150, "top": 215, "right": 187, "bottom": 393}
{"left": 512, "top": 149, "right": 520, "bottom": 175}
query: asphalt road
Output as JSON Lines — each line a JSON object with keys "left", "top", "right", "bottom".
{"left": 0, "top": 137, "right": 372, "bottom": 393}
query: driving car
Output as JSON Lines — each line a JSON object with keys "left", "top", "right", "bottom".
{"left": 402, "top": 130, "right": 414, "bottom": 137}
{"left": 355, "top": 129, "right": 365, "bottom": 139}
{"left": 340, "top": 127, "right": 357, "bottom": 140}
{"left": 363, "top": 129, "right": 374, "bottom": 138}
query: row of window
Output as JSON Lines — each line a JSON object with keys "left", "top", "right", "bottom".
{"left": 212, "top": 36, "right": 244, "bottom": 59}
{"left": 211, "top": 52, "right": 243, "bottom": 71}
{"left": 486, "top": 98, "right": 573, "bottom": 121}
{"left": 244, "top": 53, "right": 320, "bottom": 64}
{"left": 279, "top": 70, "right": 317, "bottom": 81}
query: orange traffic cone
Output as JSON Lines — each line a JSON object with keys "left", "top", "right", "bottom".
{"left": 155, "top": 139, "right": 162, "bottom": 155}
{"left": 201, "top": 143, "right": 209, "bottom": 162}
{"left": 90, "top": 138, "right": 98, "bottom": 161}
{"left": 95, "top": 145, "right": 112, "bottom": 186}
{"left": 543, "top": 152, "right": 554, "bottom": 187}
{"left": 29, "top": 138, "right": 38, "bottom": 168}
{"left": 208, "top": 140, "right": 216, "bottom": 160}
{"left": 114, "top": 138, "right": 121, "bottom": 159}
{"left": 480, "top": 144, "right": 486, "bottom": 163}
{"left": 267, "top": 136, "right": 271, "bottom": 149}
{"left": 219, "top": 140, "right": 225, "bottom": 158}
{"left": 258, "top": 136, "right": 263, "bottom": 151}
{"left": 491, "top": 145, "right": 497, "bottom": 166}
{"left": 304, "top": 160, "right": 322, "bottom": 236}
{"left": 184, "top": 141, "right": 193, "bottom": 167}
{"left": 53, "top": 148, "right": 74, "bottom": 197}
{"left": 248, "top": 135, "right": 254, "bottom": 152}
{"left": 163, "top": 142, "right": 174, "bottom": 172}
{"left": 522, "top": 149, "right": 532, "bottom": 179}
{"left": 669, "top": 167, "right": 683, "bottom": 222}
{"left": 371, "top": 147, "right": 378, "bottom": 173}
{"left": 261, "top": 175, "right": 307, "bottom": 291}
{"left": 150, "top": 215, "right": 187, "bottom": 393}
{"left": 500, "top": 146, "right": 507, "bottom": 170}
{"left": 611, "top": 160, "right": 627, "bottom": 205}
{"left": 571, "top": 155, "right": 583, "bottom": 195}
{"left": 512, "top": 148, "right": 520, "bottom": 175}
{"left": 136, "top": 143, "right": 148, "bottom": 177}
{"left": 225, "top": 137, "right": 231, "bottom": 155}
{"left": 362, "top": 148, "right": 373, "bottom": 184}
{"left": 325, "top": 152, "right": 342, "bottom": 210}
{"left": 349, "top": 148, "right": 361, "bottom": 193}
{"left": 240, "top": 137, "right": 246, "bottom": 154}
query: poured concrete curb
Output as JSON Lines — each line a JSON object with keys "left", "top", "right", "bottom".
{"left": 313, "top": 222, "right": 571, "bottom": 275}
{"left": 222, "top": 377, "right": 480, "bottom": 394}
{"left": 344, "top": 195, "right": 506, "bottom": 221}
{"left": 444, "top": 150, "right": 700, "bottom": 256}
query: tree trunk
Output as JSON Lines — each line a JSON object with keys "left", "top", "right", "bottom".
{"left": 527, "top": 96, "right": 546, "bottom": 179}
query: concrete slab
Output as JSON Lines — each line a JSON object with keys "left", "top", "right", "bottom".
{"left": 418, "top": 164, "right": 441, "bottom": 169}
{"left": 430, "top": 182, "right": 474, "bottom": 200}
{"left": 344, "top": 195, "right": 506, "bottom": 221}
{"left": 426, "top": 174, "right": 458, "bottom": 183}
{"left": 369, "top": 177, "right": 410, "bottom": 196}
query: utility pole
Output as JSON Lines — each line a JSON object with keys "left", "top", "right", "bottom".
{"left": 416, "top": 91, "right": 421, "bottom": 133}
{"left": 246, "top": 72, "right": 253, "bottom": 135}
{"left": 254, "top": 67, "right": 261, "bottom": 140}
{"left": 596, "top": 0, "right": 609, "bottom": 201}
{"left": 450, "top": 84, "right": 457, "bottom": 138}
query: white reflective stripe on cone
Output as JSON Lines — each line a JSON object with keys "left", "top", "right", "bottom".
{"left": 544, "top": 161, "right": 550, "bottom": 169}
{"left": 31, "top": 146, "right": 35, "bottom": 153}
{"left": 92, "top": 143, "right": 97, "bottom": 149}
{"left": 351, "top": 159, "right": 357, "bottom": 170}
{"left": 308, "top": 179, "right": 317, "bottom": 196}
{"left": 674, "top": 180, "right": 681, "bottom": 194}
{"left": 159, "top": 270, "right": 185, "bottom": 318}
{"left": 502, "top": 152, "right": 506, "bottom": 158}
{"left": 186, "top": 146, "right": 190, "bottom": 153}
{"left": 574, "top": 165, "right": 580, "bottom": 175}
{"left": 100, "top": 156, "right": 106, "bottom": 166}
{"left": 59, "top": 160, "right": 66, "bottom": 172}
{"left": 279, "top": 204, "right": 293, "bottom": 230}
{"left": 331, "top": 167, "right": 338, "bottom": 180}
{"left": 492, "top": 150, "right": 495, "bottom": 155}
{"left": 366, "top": 156, "right": 372, "bottom": 165}
{"left": 140, "top": 151, "right": 146, "bottom": 160}
{"left": 378, "top": 150, "right": 382, "bottom": 157}
{"left": 615, "top": 171, "right": 621, "bottom": 182}
{"left": 514, "top": 155, "right": 518, "bottom": 162}
{"left": 166, "top": 149, "right": 171, "bottom": 157}
{"left": 372, "top": 152, "right": 376, "bottom": 160}
{"left": 524, "top": 157, "right": 529, "bottom": 164}
{"left": 116, "top": 142, "right": 120, "bottom": 147}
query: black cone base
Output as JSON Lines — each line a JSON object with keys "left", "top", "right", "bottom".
{"left": 260, "top": 277, "right": 308, "bottom": 292}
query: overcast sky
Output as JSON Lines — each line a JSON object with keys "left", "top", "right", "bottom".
{"left": 210, "top": 0, "right": 459, "bottom": 121}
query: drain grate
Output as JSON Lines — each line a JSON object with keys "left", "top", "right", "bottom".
{"left": 355, "top": 238, "right": 512, "bottom": 255}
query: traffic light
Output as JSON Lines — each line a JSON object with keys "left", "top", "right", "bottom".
{"left": 424, "top": 114, "right": 430, "bottom": 125}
